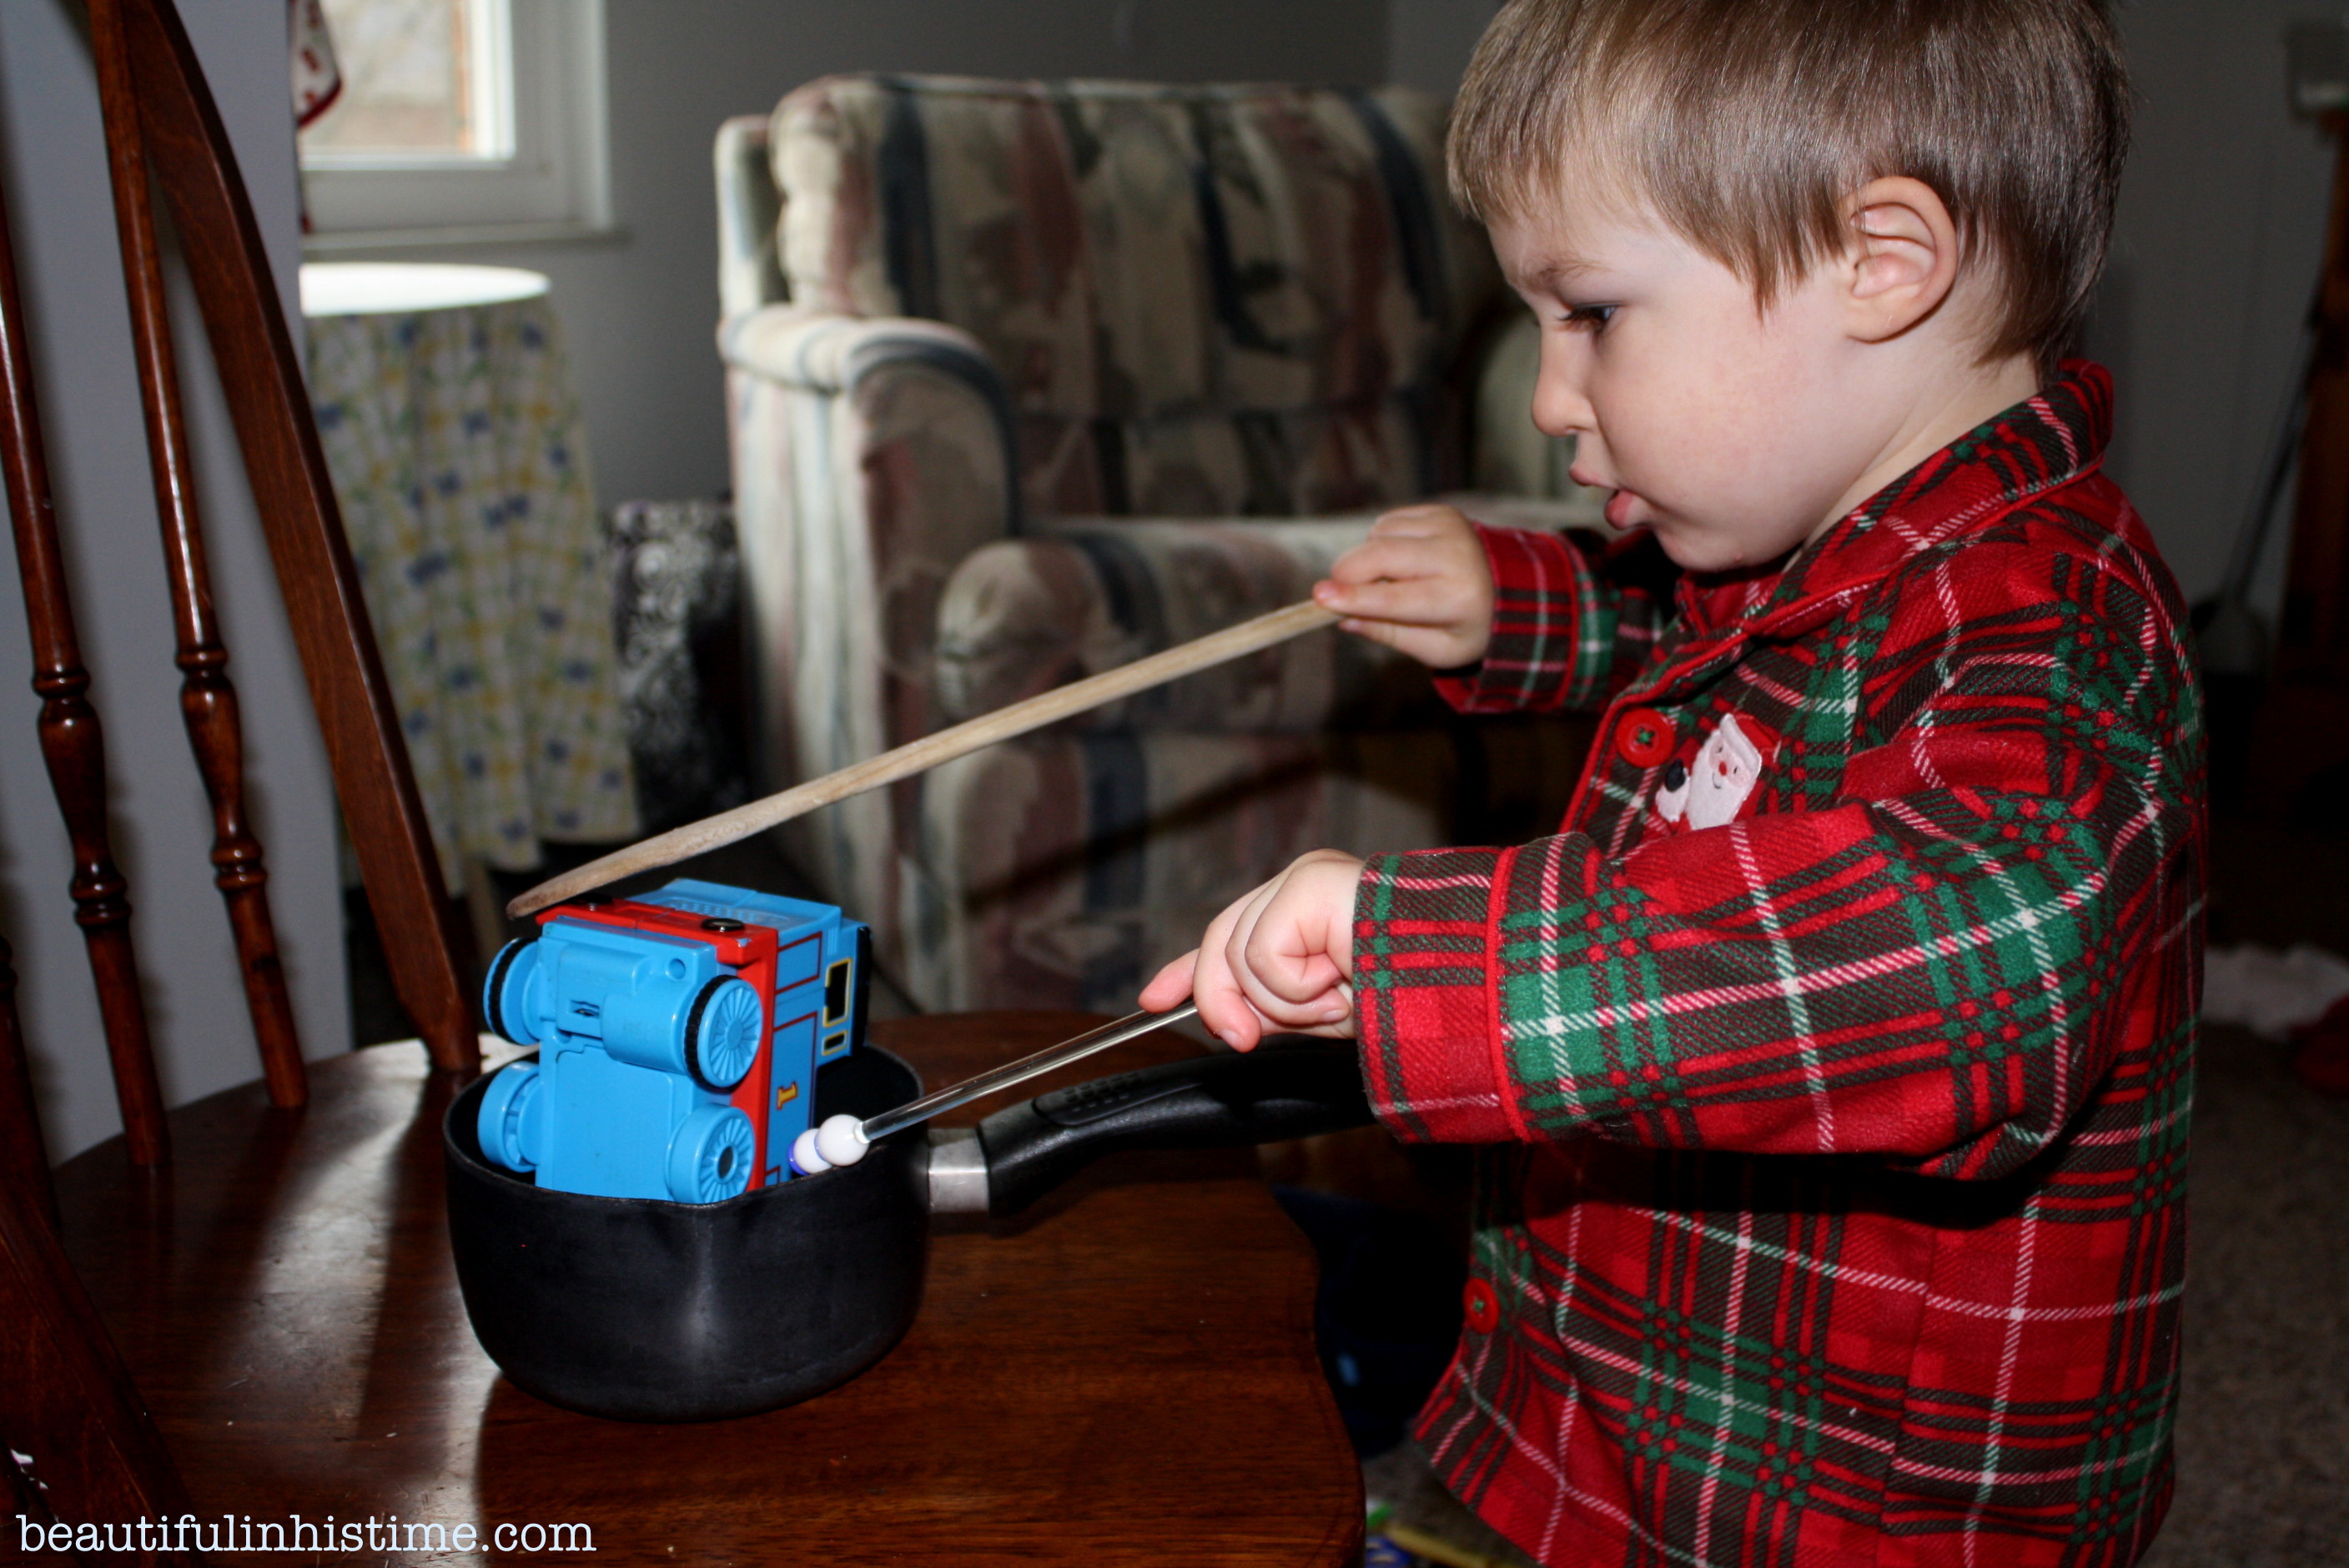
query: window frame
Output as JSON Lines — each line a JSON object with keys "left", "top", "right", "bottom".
{"left": 299, "top": 0, "right": 611, "bottom": 249}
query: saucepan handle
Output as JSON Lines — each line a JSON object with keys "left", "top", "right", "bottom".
{"left": 937, "top": 1046, "right": 1376, "bottom": 1217}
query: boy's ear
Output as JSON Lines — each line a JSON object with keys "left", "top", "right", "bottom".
{"left": 1838, "top": 176, "right": 1961, "bottom": 343}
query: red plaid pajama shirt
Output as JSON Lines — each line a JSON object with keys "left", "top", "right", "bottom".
{"left": 1355, "top": 364, "right": 2200, "bottom": 1567}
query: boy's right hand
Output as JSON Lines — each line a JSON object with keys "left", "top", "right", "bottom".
{"left": 1139, "top": 848, "right": 1364, "bottom": 1052}
{"left": 1312, "top": 504, "right": 1495, "bottom": 671}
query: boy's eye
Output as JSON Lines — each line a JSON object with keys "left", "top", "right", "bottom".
{"left": 1562, "top": 304, "right": 1617, "bottom": 333}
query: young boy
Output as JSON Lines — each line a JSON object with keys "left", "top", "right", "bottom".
{"left": 1139, "top": 2, "right": 2199, "bottom": 1563}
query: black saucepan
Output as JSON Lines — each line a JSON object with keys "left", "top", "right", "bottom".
{"left": 443, "top": 1041, "right": 1375, "bottom": 1422}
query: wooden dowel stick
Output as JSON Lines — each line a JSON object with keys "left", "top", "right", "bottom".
{"left": 510, "top": 600, "right": 1341, "bottom": 917}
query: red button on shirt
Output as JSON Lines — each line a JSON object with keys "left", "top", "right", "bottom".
{"left": 1463, "top": 1277, "right": 1499, "bottom": 1334}
{"left": 1615, "top": 707, "right": 1675, "bottom": 768}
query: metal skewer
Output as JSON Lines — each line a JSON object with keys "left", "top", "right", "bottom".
{"left": 789, "top": 1003, "right": 1199, "bottom": 1173}
{"left": 865, "top": 1003, "right": 1198, "bottom": 1141}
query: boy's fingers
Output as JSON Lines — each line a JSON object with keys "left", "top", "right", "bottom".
{"left": 1233, "top": 957, "right": 1346, "bottom": 1028}
{"left": 1139, "top": 952, "right": 1196, "bottom": 1011}
{"left": 1232, "top": 911, "right": 1342, "bottom": 1008}
{"left": 1326, "top": 535, "right": 1443, "bottom": 584}
{"left": 1218, "top": 878, "right": 1305, "bottom": 1034}
{"left": 1335, "top": 616, "right": 1478, "bottom": 672}
{"left": 1368, "top": 503, "right": 1466, "bottom": 537}
{"left": 1319, "top": 576, "right": 1470, "bottom": 625}
{"left": 1190, "top": 957, "right": 1257, "bottom": 1050}
{"left": 1219, "top": 878, "right": 1282, "bottom": 980}
{"left": 1182, "top": 852, "right": 1368, "bottom": 1048}
{"left": 1191, "top": 886, "right": 1269, "bottom": 1050}
{"left": 1226, "top": 867, "right": 1355, "bottom": 1028}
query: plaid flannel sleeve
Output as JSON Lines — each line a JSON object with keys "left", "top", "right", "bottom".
{"left": 1356, "top": 550, "right": 2201, "bottom": 1181}
{"left": 1432, "top": 524, "right": 1667, "bottom": 715}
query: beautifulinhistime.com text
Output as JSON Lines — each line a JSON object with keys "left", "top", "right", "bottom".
{"left": 18, "top": 1513, "right": 595, "bottom": 1555}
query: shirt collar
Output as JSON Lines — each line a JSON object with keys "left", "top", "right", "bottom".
{"left": 1673, "top": 360, "right": 2115, "bottom": 639}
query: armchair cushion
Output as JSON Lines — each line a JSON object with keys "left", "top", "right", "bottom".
{"left": 937, "top": 515, "right": 1421, "bottom": 732}
{"left": 722, "top": 75, "right": 1611, "bottom": 1017}
{"left": 906, "top": 728, "right": 1428, "bottom": 1009}
{"left": 932, "top": 499, "right": 1598, "bottom": 732}
{"left": 770, "top": 75, "right": 1501, "bottom": 519}
{"left": 905, "top": 714, "right": 1592, "bottom": 1011}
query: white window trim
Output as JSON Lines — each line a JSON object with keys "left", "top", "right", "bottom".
{"left": 299, "top": 0, "right": 611, "bottom": 247}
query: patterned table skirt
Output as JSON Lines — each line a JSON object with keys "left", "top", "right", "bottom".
{"left": 307, "top": 286, "right": 637, "bottom": 883}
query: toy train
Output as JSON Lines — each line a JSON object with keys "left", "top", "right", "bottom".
{"left": 475, "top": 879, "right": 871, "bottom": 1203}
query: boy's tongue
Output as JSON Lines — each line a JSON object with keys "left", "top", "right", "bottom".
{"left": 1605, "top": 489, "right": 1643, "bottom": 530}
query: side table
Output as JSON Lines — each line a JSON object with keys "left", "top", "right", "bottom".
{"left": 300, "top": 262, "right": 637, "bottom": 892}
{"left": 53, "top": 1011, "right": 1365, "bottom": 1564}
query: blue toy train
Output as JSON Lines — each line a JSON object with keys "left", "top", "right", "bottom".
{"left": 475, "top": 879, "right": 870, "bottom": 1203}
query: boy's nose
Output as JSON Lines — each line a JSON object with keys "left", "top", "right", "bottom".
{"left": 1530, "top": 339, "right": 1595, "bottom": 439}
{"left": 1531, "top": 373, "right": 1593, "bottom": 440}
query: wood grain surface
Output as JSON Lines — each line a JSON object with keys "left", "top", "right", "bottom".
{"left": 0, "top": 929, "right": 56, "bottom": 1233}
{"left": 53, "top": 1013, "right": 1363, "bottom": 1565}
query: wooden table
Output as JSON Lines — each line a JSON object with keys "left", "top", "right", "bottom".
{"left": 53, "top": 1013, "right": 1363, "bottom": 1565}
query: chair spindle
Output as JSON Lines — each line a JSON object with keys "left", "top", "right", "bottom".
{"left": 102, "top": 0, "right": 475, "bottom": 1073}
{"left": 87, "top": 0, "right": 312, "bottom": 1105}
{"left": 0, "top": 147, "right": 177, "bottom": 1163}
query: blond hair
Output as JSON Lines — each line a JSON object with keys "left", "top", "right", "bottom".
{"left": 1450, "top": 0, "right": 2130, "bottom": 369}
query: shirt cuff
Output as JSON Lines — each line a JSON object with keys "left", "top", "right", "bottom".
{"left": 1351, "top": 846, "right": 1522, "bottom": 1145}
{"left": 1431, "top": 524, "right": 1587, "bottom": 715}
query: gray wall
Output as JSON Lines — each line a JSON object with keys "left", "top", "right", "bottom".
{"left": 1388, "top": 0, "right": 1495, "bottom": 98}
{"left": 0, "top": 0, "right": 348, "bottom": 1162}
{"left": 373, "top": 0, "right": 1393, "bottom": 513}
{"left": 2091, "top": 0, "right": 2333, "bottom": 614}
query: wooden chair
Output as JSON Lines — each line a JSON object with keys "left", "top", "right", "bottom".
{"left": 0, "top": 6, "right": 1361, "bottom": 1560}
{"left": 1, "top": 0, "right": 467, "bottom": 1549}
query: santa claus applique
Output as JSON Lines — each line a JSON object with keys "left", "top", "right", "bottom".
{"left": 1655, "top": 713, "right": 1779, "bottom": 831}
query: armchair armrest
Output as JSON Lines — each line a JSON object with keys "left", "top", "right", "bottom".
{"left": 722, "top": 302, "right": 1025, "bottom": 822}
{"left": 721, "top": 304, "right": 1007, "bottom": 417}
{"left": 715, "top": 115, "right": 786, "bottom": 319}
{"left": 933, "top": 516, "right": 1441, "bottom": 733}
{"left": 721, "top": 306, "right": 1020, "bottom": 525}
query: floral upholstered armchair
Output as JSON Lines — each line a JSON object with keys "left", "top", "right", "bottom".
{"left": 715, "top": 73, "right": 1600, "bottom": 1013}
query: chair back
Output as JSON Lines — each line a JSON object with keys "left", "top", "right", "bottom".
{"left": 764, "top": 74, "right": 1503, "bottom": 520}
{"left": 3, "top": 0, "right": 476, "bottom": 1548}
{"left": 92, "top": 0, "right": 474, "bottom": 1075}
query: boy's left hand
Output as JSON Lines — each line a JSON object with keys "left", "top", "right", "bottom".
{"left": 1139, "top": 849, "right": 1366, "bottom": 1051}
{"left": 1312, "top": 504, "right": 1494, "bottom": 671}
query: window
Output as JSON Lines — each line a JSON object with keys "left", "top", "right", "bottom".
{"left": 822, "top": 959, "right": 850, "bottom": 1027}
{"left": 299, "top": 0, "right": 608, "bottom": 244}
